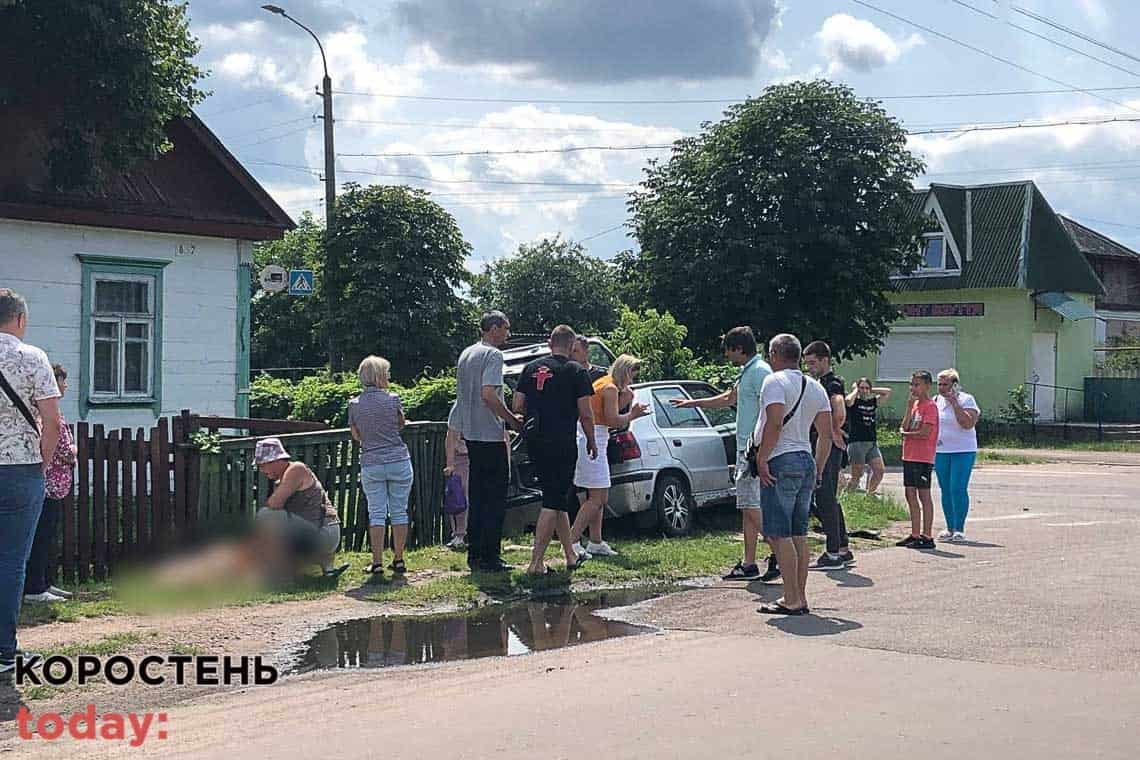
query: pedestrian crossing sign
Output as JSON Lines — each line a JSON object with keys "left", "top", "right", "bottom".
{"left": 288, "top": 269, "right": 314, "bottom": 296}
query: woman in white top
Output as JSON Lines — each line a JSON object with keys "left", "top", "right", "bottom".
{"left": 933, "top": 369, "right": 981, "bottom": 542}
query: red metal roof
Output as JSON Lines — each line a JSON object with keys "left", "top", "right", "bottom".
{"left": 0, "top": 111, "right": 294, "bottom": 241}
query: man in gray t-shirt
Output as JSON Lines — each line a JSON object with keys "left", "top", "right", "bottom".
{"left": 455, "top": 311, "right": 523, "bottom": 572}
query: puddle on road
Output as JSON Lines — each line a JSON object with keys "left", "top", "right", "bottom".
{"left": 290, "top": 588, "right": 664, "bottom": 674}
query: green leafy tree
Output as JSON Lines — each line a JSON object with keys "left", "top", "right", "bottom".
{"left": 607, "top": 307, "right": 694, "bottom": 382}
{"left": 628, "top": 80, "right": 926, "bottom": 358}
{"left": 471, "top": 236, "right": 621, "bottom": 335}
{"left": 1, "top": 0, "right": 207, "bottom": 189}
{"left": 251, "top": 213, "right": 326, "bottom": 371}
{"left": 326, "top": 184, "right": 472, "bottom": 383}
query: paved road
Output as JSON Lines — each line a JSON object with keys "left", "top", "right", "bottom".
{"left": 10, "top": 463, "right": 1140, "bottom": 758}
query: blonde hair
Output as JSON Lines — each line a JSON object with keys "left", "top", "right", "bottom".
{"left": 358, "top": 355, "right": 391, "bottom": 388}
{"left": 938, "top": 368, "right": 960, "bottom": 384}
{"left": 609, "top": 354, "right": 641, "bottom": 389}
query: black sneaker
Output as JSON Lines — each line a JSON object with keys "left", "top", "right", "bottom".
{"left": 896, "top": 535, "right": 919, "bottom": 547}
{"left": 722, "top": 561, "right": 761, "bottom": 580}
{"left": 759, "top": 555, "right": 781, "bottom": 582}
{"left": 809, "top": 553, "right": 847, "bottom": 571}
{"left": 839, "top": 550, "right": 856, "bottom": 566}
{"left": 914, "top": 536, "right": 937, "bottom": 550}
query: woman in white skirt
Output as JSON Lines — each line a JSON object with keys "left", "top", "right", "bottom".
{"left": 569, "top": 354, "right": 649, "bottom": 558}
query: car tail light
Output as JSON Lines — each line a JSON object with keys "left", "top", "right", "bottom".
{"left": 610, "top": 430, "right": 641, "bottom": 462}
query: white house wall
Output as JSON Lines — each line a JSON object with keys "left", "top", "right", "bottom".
{"left": 1, "top": 219, "right": 238, "bottom": 428}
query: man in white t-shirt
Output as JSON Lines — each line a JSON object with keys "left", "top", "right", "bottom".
{"left": 751, "top": 334, "right": 832, "bottom": 616}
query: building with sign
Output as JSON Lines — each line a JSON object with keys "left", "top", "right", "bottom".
{"left": 841, "top": 180, "right": 1104, "bottom": 422}
{"left": 1, "top": 108, "right": 293, "bottom": 428}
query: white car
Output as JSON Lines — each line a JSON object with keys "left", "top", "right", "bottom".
{"left": 506, "top": 379, "right": 738, "bottom": 537}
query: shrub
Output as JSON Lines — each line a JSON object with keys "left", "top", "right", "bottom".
{"left": 249, "top": 371, "right": 457, "bottom": 425}
{"left": 607, "top": 307, "right": 694, "bottom": 382}
{"left": 681, "top": 360, "right": 736, "bottom": 389}
{"left": 394, "top": 373, "right": 457, "bottom": 422}
{"left": 249, "top": 375, "right": 297, "bottom": 420}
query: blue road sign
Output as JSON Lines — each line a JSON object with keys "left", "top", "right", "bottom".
{"left": 288, "top": 269, "right": 314, "bottom": 296}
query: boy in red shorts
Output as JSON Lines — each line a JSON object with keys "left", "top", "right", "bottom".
{"left": 897, "top": 371, "right": 939, "bottom": 549}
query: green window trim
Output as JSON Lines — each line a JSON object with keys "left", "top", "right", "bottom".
{"left": 77, "top": 254, "right": 171, "bottom": 419}
{"left": 236, "top": 261, "right": 252, "bottom": 417}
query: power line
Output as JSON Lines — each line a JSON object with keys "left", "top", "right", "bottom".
{"left": 336, "top": 117, "right": 684, "bottom": 134}
{"left": 1009, "top": 4, "right": 1140, "bottom": 67}
{"left": 579, "top": 223, "right": 628, "bottom": 242}
{"left": 228, "top": 116, "right": 314, "bottom": 139}
{"left": 949, "top": 0, "right": 1140, "bottom": 80}
{"left": 337, "top": 144, "right": 674, "bottom": 158}
{"left": 911, "top": 113, "right": 1140, "bottom": 136}
{"left": 199, "top": 95, "right": 289, "bottom": 117}
{"left": 234, "top": 124, "right": 318, "bottom": 148}
{"left": 849, "top": 0, "right": 1140, "bottom": 114}
{"left": 246, "top": 159, "right": 635, "bottom": 188}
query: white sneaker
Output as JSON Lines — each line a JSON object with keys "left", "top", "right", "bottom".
{"left": 47, "top": 586, "right": 73, "bottom": 598}
{"left": 23, "top": 591, "right": 66, "bottom": 603}
{"left": 937, "top": 530, "right": 954, "bottom": 540}
{"left": 575, "top": 545, "right": 592, "bottom": 561}
{"left": 952, "top": 532, "right": 967, "bottom": 542}
{"left": 586, "top": 541, "right": 618, "bottom": 557}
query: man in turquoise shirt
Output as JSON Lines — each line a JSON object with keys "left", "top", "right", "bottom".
{"left": 672, "top": 327, "right": 773, "bottom": 580}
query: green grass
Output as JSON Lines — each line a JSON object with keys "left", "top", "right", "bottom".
{"left": 48, "top": 631, "right": 154, "bottom": 658}
{"left": 980, "top": 436, "right": 1140, "bottom": 453}
{"left": 976, "top": 451, "right": 1046, "bottom": 465}
{"left": 19, "top": 494, "right": 907, "bottom": 618}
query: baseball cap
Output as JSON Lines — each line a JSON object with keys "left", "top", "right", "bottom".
{"left": 254, "top": 437, "right": 292, "bottom": 465}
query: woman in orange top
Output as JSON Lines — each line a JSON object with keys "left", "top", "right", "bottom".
{"left": 569, "top": 354, "right": 649, "bottom": 558}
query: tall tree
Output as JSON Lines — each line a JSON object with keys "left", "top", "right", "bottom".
{"left": 471, "top": 236, "right": 621, "bottom": 335}
{"left": 628, "top": 80, "right": 926, "bottom": 359}
{"left": 251, "top": 213, "right": 326, "bottom": 371}
{"left": 1, "top": 0, "right": 207, "bottom": 190}
{"left": 326, "top": 184, "right": 472, "bottom": 383}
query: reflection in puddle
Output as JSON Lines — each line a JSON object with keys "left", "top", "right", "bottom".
{"left": 292, "top": 589, "right": 659, "bottom": 673}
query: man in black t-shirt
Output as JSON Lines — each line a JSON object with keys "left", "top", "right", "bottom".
{"left": 513, "top": 325, "right": 597, "bottom": 575}
{"left": 803, "top": 341, "right": 853, "bottom": 572}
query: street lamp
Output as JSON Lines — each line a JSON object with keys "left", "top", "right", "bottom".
{"left": 262, "top": 4, "right": 340, "bottom": 369}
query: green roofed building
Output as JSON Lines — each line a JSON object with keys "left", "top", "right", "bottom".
{"left": 841, "top": 180, "right": 1105, "bottom": 422}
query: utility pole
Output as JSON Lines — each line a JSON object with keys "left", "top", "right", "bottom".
{"left": 262, "top": 5, "right": 339, "bottom": 370}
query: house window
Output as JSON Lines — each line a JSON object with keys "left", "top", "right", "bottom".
{"left": 91, "top": 276, "right": 155, "bottom": 397}
{"left": 77, "top": 254, "right": 170, "bottom": 416}
{"left": 877, "top": 327, "right": 956, "bottom": 382}
{"left": 919, "top": 233, "right": 960, "bottom": 273}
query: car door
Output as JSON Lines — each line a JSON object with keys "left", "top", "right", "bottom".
{"left": 681, "top": 382, "right": 738, "bottom": 470}
{"left": 648, "top": 386, "right": 734, "bottom": 495}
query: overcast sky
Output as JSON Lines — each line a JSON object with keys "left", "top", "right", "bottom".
{"left": 190, "top": 0, "right": 1140, "bottom": 267}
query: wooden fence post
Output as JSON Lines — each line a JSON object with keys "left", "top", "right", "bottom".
{"left": 135, "top": 428, "right": 149, "bottom": 556}
{"left": 92, "top": 425, "right": 107, "bottom": 580}
{"left": 76, "top": 422, "right": 90, "bottom": 583}
{"left": 105, "top": 429, "right": 120, "bottom": 574}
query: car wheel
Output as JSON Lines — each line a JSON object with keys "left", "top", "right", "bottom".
{"left": 653, "top": 473, "right": 694, "bottom": 537}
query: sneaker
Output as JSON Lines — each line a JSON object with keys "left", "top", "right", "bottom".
{"left": 47, "top": 586, "right": 73, "bottom": 598}
{"left": 914, "top": 536, "right": 937, "bottom": 550}
{"left": 585, "top": 541, "right": 618, "bottom": 557}
{"left": 896, "top": 535, "right": 919, "bottom": 547}
{"left": 446, "top": 536, "right": 466, "bottom": 551}
{"left": 23, "top": 591, "right": 65, "bottom": 603}
{"left": 1, "top": 652, "right": 42, "bottom": 675}
{"left": 952, "top": 531, "right": 966, "bottom": 542}
{"left": 937, "top": 530, "right": 954, "bottom": 540}
{"left": 839, "top": 550, "right": 856, "bottom": 566}
{"left": 722, "top": 561, "right": 761, "bottom": 580}
{"left": 575, "top": 546, "right": 592, "bottom": 562}
{"left": 759, "top": 555, "right": 781, "bottom": 582}
{"left": 809, "top": 553, "right": 848, "bottom": 571}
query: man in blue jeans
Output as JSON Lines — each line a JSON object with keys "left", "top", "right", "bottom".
{"left": 0, "top": 289, "right": 62, "bottom": 674}
{"left": 751, "top": 334, "right": 832, "bottom": 616}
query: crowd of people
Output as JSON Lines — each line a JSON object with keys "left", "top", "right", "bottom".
{"left": 1, "top": 286, "right": 987, "bottom": 676}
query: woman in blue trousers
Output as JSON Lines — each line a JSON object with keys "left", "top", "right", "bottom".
{"left": 934, "top": 369, "right": 981, "bottom": 542}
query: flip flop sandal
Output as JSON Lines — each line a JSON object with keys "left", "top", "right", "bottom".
{"left": 568, "top": 556, "right": 589, "bottom": 570}
{"left": 528, "top": 565, "right": 556, "bottom": 576}
{"left": 363, "top": 563, "right": 385, "bottom": 576}
{"left": 758, "top": 602, "right": 809, "bottom": 616}
{"left": 389, "top": 559, "right": 407, "bottom": 574}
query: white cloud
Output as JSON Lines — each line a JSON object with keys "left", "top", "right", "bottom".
{"left": 816, "top": 14, "right": 922, "bottom": 74}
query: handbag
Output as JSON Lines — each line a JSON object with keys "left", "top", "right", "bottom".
{"left": 0, "top": 368, "right": 39, "bottom": 432}
{"left": 745, "top": 375, "right": 807, "bottom": 478}
{"left": 442, "top": 473, "right": 468, "bottom": 515}
{"left": 606, "top": 433, "right": 622, "bottom": 466}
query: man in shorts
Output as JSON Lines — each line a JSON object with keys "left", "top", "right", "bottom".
{"left": 752, "top": 334, "right": 832, "bottom": 615}
{"left": 512, "top": 325, "right": 597, "bottom": 575}
{"left": 671, "top": 326, "right": 773, "bottom": 580}
{"left": 897, "top": 371, "right": 939, "bottom": 550}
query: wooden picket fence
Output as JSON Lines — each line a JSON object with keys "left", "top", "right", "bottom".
{"left": 52, "top": 414, "right": 448, "bottom": 584}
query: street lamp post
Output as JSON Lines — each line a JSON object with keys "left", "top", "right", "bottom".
{"left": 262, "top": 4, "right": 339, "bottom": 370}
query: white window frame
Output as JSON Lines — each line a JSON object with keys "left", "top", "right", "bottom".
{"left": 89, "top": 273, "right": 156, "bottom": 400}
{"left": 876, "top": 326, "right": 957, "bottom": 383}
{"left": 912, "top": 232, "right": 961, "bottom": 276}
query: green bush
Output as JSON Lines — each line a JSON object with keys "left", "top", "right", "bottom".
{"left": 249, "top": 371, "right": 457, "bottom": 425}
{"left": 681, "top": 360, "right": 736, "bottom": 389}
{"left": 607, "top": 307, "right": 694, "bottom": 382}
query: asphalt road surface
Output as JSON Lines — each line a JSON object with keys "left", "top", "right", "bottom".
{"left": 9, "top": 461, "right": 1140, "bottom": 759}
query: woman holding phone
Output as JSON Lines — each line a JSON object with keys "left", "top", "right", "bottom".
{"left": 934, "top": 369, "right": 981, "bottom": 542}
